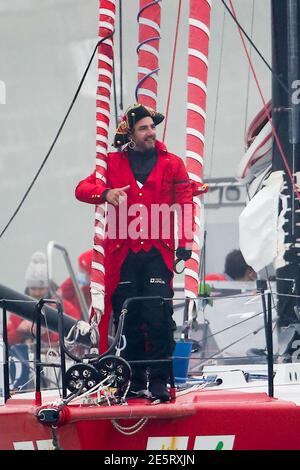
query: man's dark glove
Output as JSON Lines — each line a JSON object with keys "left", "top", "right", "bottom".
{"left": 176, "top": 247, "right": 192, "bottom": 261}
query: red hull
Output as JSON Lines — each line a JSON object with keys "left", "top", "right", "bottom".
{"left": 2, "top": 389, "right": 300, "bottom": 450}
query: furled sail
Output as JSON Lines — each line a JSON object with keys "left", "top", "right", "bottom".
{"left": 136, "top": 0, "right": 161, "bottom": 108}
{"left": 184, "top": 0, "right": 211, "bottom": 300}
{"left": 91, "top": 0, "right": 116, "bottom": 352}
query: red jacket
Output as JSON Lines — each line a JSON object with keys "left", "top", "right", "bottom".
{"left": 205, "top": 273, "right": 227, "bottom": 281}
{"left": 75, "top": 141, "right": 194, "bottom": 351}
{"left": 58, "top": 277, "right": 91, "bottom": 320}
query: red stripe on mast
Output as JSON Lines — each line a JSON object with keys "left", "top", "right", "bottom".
{"left": 91, "top": 0, "right": 116, "bottom": 327}
{"left": 137, "top": 0, "right": 161, "bottom": 109}
{"left": 185, "top": 0, "right": 211, "bottom": 299}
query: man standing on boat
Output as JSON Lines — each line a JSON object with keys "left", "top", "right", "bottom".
{"left": 75, "top": 103, "right": 201, "bottom": 401}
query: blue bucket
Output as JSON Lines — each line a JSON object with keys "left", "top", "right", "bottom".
{"left": 173, "top": 341, "right": 193, "bottom": 384}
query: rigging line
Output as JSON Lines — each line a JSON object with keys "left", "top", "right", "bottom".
{"left": 228, "top": 0, "right": 300, "bottom": 204}
{"left": 198, "top": 230, "right": 207, "bottom": 288}
{"left": 162, "top": 0, "right": 182, "bottom": 142}
{"left": 193, "top": 319, "right": 277, "bottom": 368}
{"left": 43, "top": 309, "right": 61, "bottom": 395}
{"left": 0, "top": 31, "right": 114, "bottom": 240}
{"left": 249, "top": 167, "right": 272, "bottom": 200}
{"left": 170, "top": 292, "right": 263, "bottom": 301}
{"left": 245, "top": 182, "right": 251, "bottom": 202}
{"left": 198, "top": 231, "right": 205, "bottom": 283}
{"left": 243, "top": 0, "right": 255, "bottom": 142}
{"left": 112, "top": 59, "right": 119, "bottom": 128}
{"left": 264, "top": 265, "right": 278, "bottom": 314}
{"left": 207, "top": 7, "right": 226, "bottom": 178}
{"left": 189, "top": 355, "right": 271, "bottom": 361}
{"left": 275, "top": 291, "right": 300, "bottom": 299}
{"left": 202, "top": 305, "right": 276, "bottom": 341}
{"left": 220, "top": 0, "right": 289, "bottom": 96}
{"left": 165, "top": 291, "right": 273, "bottom": 301}
{"left": 119, "top": 0, "right": 124, "bottom": 110}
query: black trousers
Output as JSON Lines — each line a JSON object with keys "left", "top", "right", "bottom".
{"left": 111, "top": 247, "right": 176, "bottom": 382}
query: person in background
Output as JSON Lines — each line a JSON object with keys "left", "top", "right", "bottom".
{"left": 7, "top": 252, "right": 77, "bottom": 345}
{"left": 7, "top": 252, "right": 80, "bottom": 390}
{"left": 57, "top": 250, "right": 93, "bottom": 319}
{"left": 205, "top": 249, "right": 257, "bottom": 282}
{"left": 224, "top": 249, "right": 257, "bottom": 281}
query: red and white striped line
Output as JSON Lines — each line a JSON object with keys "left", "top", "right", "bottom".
{"left": 136, "top": 0, "right": 161, "bottom": 108}
{"left": 91, "top": 0, "right": 116, "bottom": 320}
{"left": 184, "top": 0, "right": 211, "bottom": 299}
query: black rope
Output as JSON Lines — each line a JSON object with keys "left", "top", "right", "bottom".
{"left": 0, "top": 30, "right": 114, "bottom": 240}
{"left": 243, "top": 0, "right": 255, "bottom": 139}
{"left": 200, "top": 230, "right": 207, "bottom": 287}
{"left": 220, "top": 0, "right": 290, "bottom": 96}
{"left": 135, "top": 68, "right": 160, "bottom": 102}
{"left": 119, "top": 0, "right": 124, "bottom": 110}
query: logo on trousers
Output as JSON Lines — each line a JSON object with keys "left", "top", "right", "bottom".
{"left": 150, "top": 278, "right": 165, "bottom": 284}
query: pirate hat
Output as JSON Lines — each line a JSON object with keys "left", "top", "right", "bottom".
{"left": 113, "top": 103, "right": 164, "bottom": 148}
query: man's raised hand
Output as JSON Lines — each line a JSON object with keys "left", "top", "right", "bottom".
{"left": 106, "top": 185, "right": 130, "bottom": 206}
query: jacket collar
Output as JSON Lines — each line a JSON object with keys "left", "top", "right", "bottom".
{"left": 155, "top": 140, "right": 167, "bottom": 154}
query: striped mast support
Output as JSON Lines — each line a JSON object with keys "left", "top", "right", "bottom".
{"left": 91, "top": 0, "right": 116, "bottom": 323}
{"left": 136, "top": 0, "right": 162, "bottom": 107}
{"left": 184, "top": 0, "right": 211, "bottom": 301}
